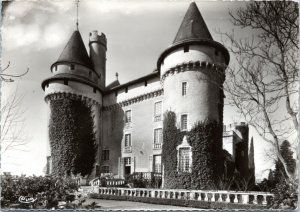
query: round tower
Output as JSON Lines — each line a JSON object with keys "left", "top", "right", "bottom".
{"left": 41, "top": 30, "right": 102, "bottom": 176}
{"left": 159, "top": 2, "right": 230, "bottom": 189}
{"left": 89, "top": 30, "right": 107, "bottom": 90}
{"left": 157, "top": 2, "right": 229, "bottom": 129}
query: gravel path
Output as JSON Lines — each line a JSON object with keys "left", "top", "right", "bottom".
{"left": 83, "top": 198, "right": 202, "bottom": 210}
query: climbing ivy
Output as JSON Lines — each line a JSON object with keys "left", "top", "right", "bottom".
{"left": 162, "top": 111, "right": 223, "bottom": 189}
{"left": 49, "top": 98, "right": 97, "bottom": 177}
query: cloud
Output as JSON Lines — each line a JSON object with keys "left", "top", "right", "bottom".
{"left": 2, "top": 1, "right": 74, "bottom": 51}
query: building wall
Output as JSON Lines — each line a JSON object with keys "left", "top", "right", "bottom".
{"left": 163, "top": 70, "right": 221, "bottom": 128}
{"left": 102, "top": 76, "right": 163, "bottom": 176}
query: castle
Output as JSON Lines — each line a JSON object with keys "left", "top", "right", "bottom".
{"left": 42, "top": 2, "right": 255, "bottom": 186}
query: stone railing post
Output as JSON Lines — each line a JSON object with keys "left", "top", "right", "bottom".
{"left": 204, "top": 193, "right": 208, "bottom": 201}
{"left": 253, "top": 195, "right": 258, "bottom": 204}
{"left": 242, "top": 194, "right": 249, "bottom": 204}
{"left": 190, "top": 192, "right": 195, "bottom": 200}
{"left": 211, "top": 193, "right": 215, "bottom": 202}
{"left": 233, "top": 194, "right": 238, "bottom": 203}
{"left": 226, "top": 194, "right": 230, "bottom": 203}
{"left": 151, "top": 190, "right": 155, "bottom": 198}
{"left": 121, "top": 189, "right": 125, "bottom": 196}
{"left": 262, "top": 195, "right": 267, "bottom": 205}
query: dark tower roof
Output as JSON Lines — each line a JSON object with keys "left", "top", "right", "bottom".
{"left": 173, "top": 2, "right": 213, "bottom": 44}
{"left": 52, "top": 30, "right": 93, "bottom": 70}
{"left": 157, "top": 2, "right": 230, "bottom": 69}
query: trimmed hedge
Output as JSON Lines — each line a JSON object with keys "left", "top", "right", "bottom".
{"left": 89, "top": 193, "right": 267, "bottom": 209}
{"left": 162, "top": 111, "right": 223, "bottom": 189}
{"left": 49, "top": 98, "right": 97, "bottom": 176}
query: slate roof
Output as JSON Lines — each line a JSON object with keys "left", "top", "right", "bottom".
{"left": 52, "top": 31, "right": 93, "bottom": 70}
{"left": 173, "top": 2, "right": 213, "bottom": 44}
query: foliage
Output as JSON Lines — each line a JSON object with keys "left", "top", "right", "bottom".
{"left": 162, "top": 111, "right": 223, "bottom": 189}
{"left": 222, "top": 0, "right": 298, "bottom": 181}
{"left": 126, "top": 173, "right": 162, "bottom": 188}
{"left": 271, "top": 179, "right": 298, "bottom": 209}
{"left": 1, "top": 174, "right": 79, "bottom": 209}
{"left": 49, "top": 98, "right": 97, "bottom": 176}
{"left": 274, "top": 140, "right": 296, "bottom": 183}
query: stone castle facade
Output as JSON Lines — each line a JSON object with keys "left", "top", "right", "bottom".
{"left": 42, "top": 2, "right": 255, "bottom": 184}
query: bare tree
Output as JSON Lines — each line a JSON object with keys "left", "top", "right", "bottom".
{"left": 0, "top": 62, "right": 29, "bottom": 154}
{"left": 220, "top": 1, "right": 298, "bottom": 182}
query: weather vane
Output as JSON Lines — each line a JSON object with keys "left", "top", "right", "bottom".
{"left": 75, "top": 0, "right": 80, "bottom": 30}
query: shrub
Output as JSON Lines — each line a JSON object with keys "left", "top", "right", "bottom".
{"left": 1, "top": 175, "right": 79, "bottom": 209}
{"left": 271, "top": 179, "right": 298, "bottom": 209}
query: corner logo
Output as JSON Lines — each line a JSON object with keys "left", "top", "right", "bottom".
{"left": 18, "top": 196, "right": 37, "bottom": 203}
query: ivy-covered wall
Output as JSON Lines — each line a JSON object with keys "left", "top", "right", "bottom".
{"left": 162, "top": 111, "right": 224, "bottom": 189}
{"left": 49, "top": 97, "right": 97, "bottom": 176}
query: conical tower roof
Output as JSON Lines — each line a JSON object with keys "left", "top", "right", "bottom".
{"left": 173, "top": 2, "right": 212, "bottom": 44}
{"left": 53, "top": 30, "right": 93, "bottom": 69}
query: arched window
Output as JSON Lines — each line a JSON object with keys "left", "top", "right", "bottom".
{"left": 177, "top": 136, "right": 192, "bottom": 173}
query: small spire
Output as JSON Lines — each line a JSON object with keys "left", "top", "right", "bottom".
{"left": 75, "top": 0, "right": 80, "bottom": 30}
{"left": 115, "top": 72, "right": 119, "bottom": 80}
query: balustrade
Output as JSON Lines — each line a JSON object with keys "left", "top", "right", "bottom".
{"left": 93, "top": 187, "right": 273, "bottom": 206}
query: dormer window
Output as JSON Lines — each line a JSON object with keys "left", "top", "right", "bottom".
{"left": 184, "top": 45, "right": 189, "bottom": 53}
{"left": 70, "top": 64, "right": 75, "bottom": 70}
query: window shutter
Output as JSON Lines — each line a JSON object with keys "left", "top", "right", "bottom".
{"left": 149, "top": 155, "right": 153, "bottom": 172}
{"left": 118, "top": 157, "right": 124, "bottom": 177}
{"left": 130, "top": 157, "right": 135, "bottom": 174}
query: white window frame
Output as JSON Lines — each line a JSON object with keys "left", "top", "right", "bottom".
{"left": 176, "top": 136, "right": 192, "bottom": 173}
{"left": 181, "top": 114, "right": 188, "bottom": 131}
{"left": 125, "top": 133, "right": 131, "bottom": 147}
{"left": 125, "top": 109, "right": 132, "bottom": 124}
{"left": 182, "top": 81, "right": 187, "bottom": 96}
{"left": 153, "top": 128, "right": 163, "bottom": 149}
{"left": 154, "top": 101, "right": 163, "bottom": 122}
{"left": 153, "top": 155, "right": 162, "bottom": 173}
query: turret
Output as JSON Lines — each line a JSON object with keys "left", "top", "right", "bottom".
{"left": 41, "top": 30, "right": 102, "bottom": 177}
{"left": 157, "top": 2, "right": 229, "bottom": 128}
{"left": 89, "top": 30, "right": 107, "bottom": 90}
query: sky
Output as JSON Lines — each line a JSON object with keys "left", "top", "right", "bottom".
{"left": 0, "top": 0, "right": 288, "bottom": 180}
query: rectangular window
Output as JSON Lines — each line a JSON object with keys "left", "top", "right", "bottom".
{"left": 182, "top": 82, "right": 187, "bottom": 96}
{"left": 102, "top": 150, "right": 109, "bottom": 160}
{"left": 181, "top": 114, "right": 188, "bottom": 130}
{"left": 153, "top": 155, "right": 162, "bottom": 173}
{"left": 179, "top": 148, "right": 190, "bottom": 172}
{"left": 154, "top": 101, "right": 162, "bottom": 121}
{"left": 124, "top": 157, "right": 131, "bottom": 166}
{"left": 101, "top": 165, "right": 109, "bottom": 173}
{"left": 125, "top": 134, "right": 131, "bottom": 147}
{"left": 125, "top": 110, "right": 132, "bottom": 123}
{"left": 64, "top": 79, "right": 68, "bottom": 85}
{"left": 125, "top": 87, "right": 128, "bottom": 93}
{"left": 70, "top": 64, "right": 75, "bottom": 70}
{"left": 154, "top": 128, "right": 162, "bottom": 149}
{"left": 184, "top": 45, "right": 189, "bottom": 53}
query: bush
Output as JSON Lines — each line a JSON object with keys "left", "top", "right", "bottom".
{"left": 1, "top": 174, "right": 79, "bottom": 209}
{"left": 271, "top": 179, "right": 298, "bottom": 209}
